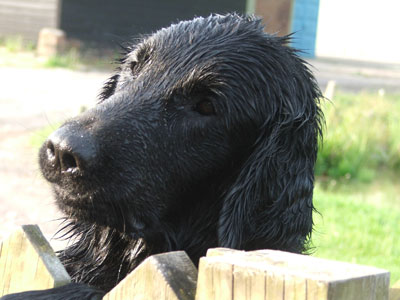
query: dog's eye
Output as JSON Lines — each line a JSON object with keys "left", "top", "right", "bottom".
{"left": 194, "top": 100, "right": 215, "bottom": 116}
{"left": 142, "top": 53, "right": 150, "bottom": 63}
{"left": 130, "top": 61, "right": 137, "bottom": 74}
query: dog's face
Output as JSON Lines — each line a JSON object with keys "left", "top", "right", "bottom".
{"left": 40, "top": 15, "right": 254, "bottom": 232}
{"left": 39, "top": 14, "right": 322, "bottom": 251}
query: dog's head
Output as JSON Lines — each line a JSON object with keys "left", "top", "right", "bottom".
{"left": 39, "top": 14, "right": 323, "bottom": 253}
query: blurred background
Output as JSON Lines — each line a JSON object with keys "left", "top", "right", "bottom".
{"left": 0, "top": 0, "right": 399, "bottom": 285}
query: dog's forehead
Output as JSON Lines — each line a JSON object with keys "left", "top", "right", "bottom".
{"left": 129, "top": 15, "right": 263, "bottom": 66}
{"left": 127, "top": 15, "right": 269, "bottom": 91}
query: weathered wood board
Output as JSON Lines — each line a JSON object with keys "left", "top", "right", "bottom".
{"left": 103, "top": 251, "right": 197, "bottom": 300}
{"left": 196, "top": 247, "right": 390, "bottom": 300}
{"left": 0, "top": 225, "right": 70, "bottom": 296}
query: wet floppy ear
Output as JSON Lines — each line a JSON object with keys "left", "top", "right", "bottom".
{"left": 217, "top": 77, "right": 323, "bottom": 252}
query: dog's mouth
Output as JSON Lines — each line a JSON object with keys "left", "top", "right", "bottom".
{"left": 52, "top": 184, "right": 148, "bottom": 235}
{"left": 53, "top": 184, "right": 119, "bottom": 224}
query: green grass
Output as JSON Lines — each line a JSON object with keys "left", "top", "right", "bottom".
{"left": 312, "top": 183, "right": 400, "bottom": 285}
{"left": 316, "top": 92, "right": 400, "bottom": 182}
{"left": 43, "top": 49, "right": 81, "bottom": 69}
{"left": 0, "top": 35, "right": 35, "bottom": 52}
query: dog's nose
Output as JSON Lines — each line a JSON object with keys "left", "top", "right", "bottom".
{"left": 45, "top": 125, "right": 97, "bottom": 174}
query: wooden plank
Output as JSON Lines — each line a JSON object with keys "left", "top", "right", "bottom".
{"left": 103, "top": 251, "right": 197, "bottom": 300}
{"left": 213, "top": 260, "right": 233, "bottom": 300}
{"left": 197, "top": 248, "right": 390, "bottom": 300}
{"left": 284, "top": 273, "right": 306, "bottom": 299}
{"left": 195, "top": 257, "right": 214, "bottom": 300}
{"left": 0, "top": 225, "right": 70, "bottom": 297}
{"left": 233, "top": 264, "right": 266, "bottom": 300}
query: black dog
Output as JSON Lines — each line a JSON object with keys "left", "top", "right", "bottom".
{"left": 2, "top": 13, "right": 323, "bottom": 299}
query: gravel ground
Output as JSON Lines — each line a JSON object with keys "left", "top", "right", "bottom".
{"left": 0, "top": 58, "right": 399, "bottom": 251}
{"left": 308, "top": 58, "right": 400, "bottom": 93}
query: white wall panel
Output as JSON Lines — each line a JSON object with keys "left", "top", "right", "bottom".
{"left": 316, "top": 0, "right": 400, "bottom": 64}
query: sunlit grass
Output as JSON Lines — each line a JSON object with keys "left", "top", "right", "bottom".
{"left": 312, "top": 182, "right": 400, "bottom": 285}
{"left": 43, "top": 49, "right": 81, "bottom": 69}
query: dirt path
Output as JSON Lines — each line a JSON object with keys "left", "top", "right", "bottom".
{"left": 0, "top": 66, "right": 108, "bottom": 249}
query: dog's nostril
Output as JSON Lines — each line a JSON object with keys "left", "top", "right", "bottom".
{"left": 46, "top": 141, "right": 56, "bottom": 160}
{"left": 61, "top": 152, "right": 78, "bottom": 171}
{"left": 42, "top": 124, "right": 97, "bottom": 178}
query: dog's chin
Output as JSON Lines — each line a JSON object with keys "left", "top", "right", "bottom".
{"left": 53, "top": 185, "right": 118, "bottom": 228}
{"left": 52, "top": 184, "right": 147, "bottom": 235}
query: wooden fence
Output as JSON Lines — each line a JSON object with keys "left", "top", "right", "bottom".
{"left": 0, "top": 225, "right": 398, "bottom": 300}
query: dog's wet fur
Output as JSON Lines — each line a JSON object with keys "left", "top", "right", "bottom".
{"left": 3, "top": 14, "right": 323, "bottom": 299}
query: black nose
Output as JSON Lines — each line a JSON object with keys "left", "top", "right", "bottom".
{"left": 43, "top": 124, "right": 97, "bottom": 175}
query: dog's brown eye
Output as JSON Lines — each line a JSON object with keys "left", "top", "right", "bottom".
{"left": 194, "top": 100, "right": 215, "bottom": 116}
{"left": 142, "top": 53, "right": 150, "bottom": 63}
{"left": 130, "top": 61, "right": 137, "bottom": 74}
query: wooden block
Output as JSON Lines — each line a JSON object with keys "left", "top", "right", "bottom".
{"left": 0, "top": 225, "right": 70, "bottom": 296}
{"left": 103, "top": 251, "right": 197, "bottom": 300}
{"left": 196, "top": 248, "right": 390, "bottom": 300}
{"left": 37, "top": 28, "right": 66, "bottom": 57}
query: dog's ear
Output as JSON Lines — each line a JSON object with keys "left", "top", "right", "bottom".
{"left": 218, "top": 58, "right": 323, "bottom": 253}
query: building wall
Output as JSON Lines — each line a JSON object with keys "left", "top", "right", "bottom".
{"left": 59, "top": 0, "right": 246, "bottom": 47}
{"left": 255, "top": 0, "right": 293, "bottom": 36}
{"left": 0, "top": 0, "right": 245, "bottom": 45}
{"left": 290, "top": 0, "right": 320, "bottom": 57}
{"left": 0, "top": 0, "right": 59, "bottom": 41}
{"left": 316, "top": 0, "right": 400, "bottom": 64}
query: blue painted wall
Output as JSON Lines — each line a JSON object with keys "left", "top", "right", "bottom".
{"left": 291, "top": 0, "right": 320, "bottom": 57}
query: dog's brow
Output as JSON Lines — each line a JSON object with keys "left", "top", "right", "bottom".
{"left": 178, "top": 67, "right": 218, "bottom": 93}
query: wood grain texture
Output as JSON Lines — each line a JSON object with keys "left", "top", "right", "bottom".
{"left": 103, "top": 251, "right": 197, "bottom": 300}
{"left": 0, "top": 225, "right": 70, "bottom": 296}
{"left": 196, "top": 248, "right": 390, "bottom": 300}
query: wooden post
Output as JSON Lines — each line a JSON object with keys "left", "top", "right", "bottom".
{"left": 0, "top": 225, "right": 70, "bottom": 296}
{"left": 103, "top": 251, "right": 197, "bottom": 300}
{"left": 324, "top": 80, "right": 336, "bottom": 100}
{"left": 196, "top": 248, "right": 390, "bottom": 300}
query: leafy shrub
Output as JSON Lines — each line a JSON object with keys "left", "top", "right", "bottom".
{"left": 316, "top": 92, "right": 400, "bottom": 182}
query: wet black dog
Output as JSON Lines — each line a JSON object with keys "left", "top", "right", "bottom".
{"left": 3, "top": 13, "right": 323, "bottom": 299}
